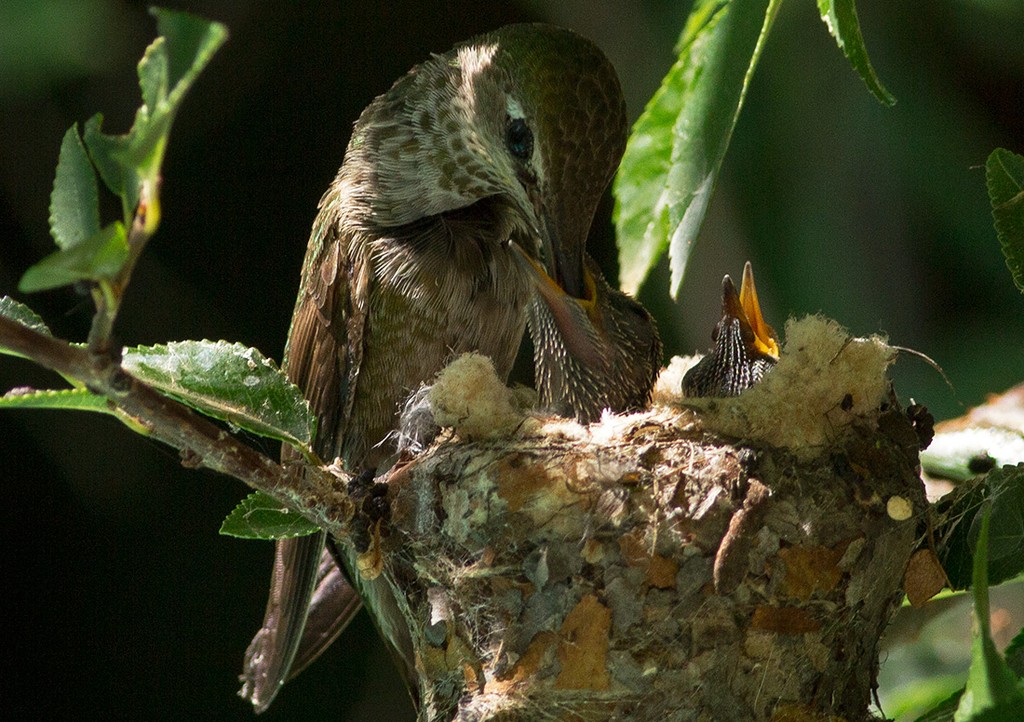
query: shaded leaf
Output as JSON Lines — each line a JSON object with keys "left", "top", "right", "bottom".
{"left": 816, "top": 0, "right": 895, "bottom": 106}
{"left": 986, "top": 148, "right": 1024, "bottom": 293}
{"left": 49, "top": 124, "right": 101, "bottom": 250}
{"left": 969, "top": 465, "right": 1024, "bottom": 587}
{"left": 1006, "top": 627, "right": 1024, "bottom": 678}
{"left": 82, "top": 113, "right": 137, "bottom": 215}
{"left": 220, "top": 491, "right": 319, "bottom": 539}
{"left": 936, "top": 465, "right": 1024, "bottom": 589}
{"left": 122, "top": 340, "right": 314, "bottom": 449}
{"left": 954, "top": 504, "right": 1024, "bottom": 720}
{"left": 19, "top": 222, "right": 128, "bottom": 292}
{"left": 614, "top": 0, "right": 780, "bottom": 297}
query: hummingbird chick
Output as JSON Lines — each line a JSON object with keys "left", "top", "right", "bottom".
{"left": 516, "top": 246, "right": 663, "bottom": 423}
{"left": 242, "top": 24, "right": 630, "bottom": 712}
{"left": 682, "top": 262, "right": 779, "bottom": 398}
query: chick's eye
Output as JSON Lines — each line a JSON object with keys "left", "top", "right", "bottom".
{"left": 506, "top": 118, "right": 533, "bottom": 160}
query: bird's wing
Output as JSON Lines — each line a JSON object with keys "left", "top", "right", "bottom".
{"left": 240, "top": 206, "right": 369, "bottom": 712}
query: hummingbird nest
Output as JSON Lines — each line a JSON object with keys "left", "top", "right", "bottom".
{"left": 367, "top": 315, "right": 926, "bottom": 722}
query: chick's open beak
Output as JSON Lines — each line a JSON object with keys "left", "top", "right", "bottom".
{"left": 510, "top": 240, "right": 605, "bottom": 369}
{"left": 738, "top": 261, "right": 779, "bottom": 359}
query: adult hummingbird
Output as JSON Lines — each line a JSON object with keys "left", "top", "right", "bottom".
{"left": 240, "top": 24, "right": 630, "bottom": 712}
{"left": 682, "top": 262, "right": 779, "bottom": 398}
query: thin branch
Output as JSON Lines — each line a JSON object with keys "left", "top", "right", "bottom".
{"left": 88, "top": 179, "right": 157, "bottom": 355}
{"left": 0, "top": 315, "right": 351, "bottom": 533}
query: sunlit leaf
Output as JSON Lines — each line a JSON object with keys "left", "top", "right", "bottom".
{"left": 911, "top": 683, "right": 963, "bottom": 722}
{"left": 153, "top": 7, "right": 228, "bottom": 105}
{"left": 0, "top": 386, "right": 114, "bottom": 415}
{"left": 81, "top": 10, "right": 227, "bottom": 218}
{"left": 816, "top": 0, "right": 895, "bottom": 106}
{"left": 219, "top": 491, "right": 319, "bottom": 539}
{"left": 0, "top": 296, "right": 51, "bottom": 337}
{"left": 138, "top": 37, "right": 169, "bottom": 112}
{"left": 0, "top": 296, "right": 52, "bottom": 359}
{"left": 127, "top": 9, "right": 228, "bottom": 184}
{"left": 49, "top": 124, "right": 101, "bottom": 250}
{"left": 614, "top": 0, "right": 781, "bottom": 297}
{"left": 122, "top": 340, "right": 314, "bottom": 450}
{"left": 921, "top": 427, "right": 1024, "bottom": 483}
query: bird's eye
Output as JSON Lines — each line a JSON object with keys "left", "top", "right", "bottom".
{"left": 506, "top": 117, "right": 533, "bottom": 160}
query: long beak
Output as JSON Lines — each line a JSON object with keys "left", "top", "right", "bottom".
{"left": 721, "top": 263, "right": 779, "bottom": 360}
{"left": 511, "top": 241, "right": 605, "bottom": 369}
{"left": 738, "top": 261, "right": 779, "bottom": 358}
{"left": 530, "top": 191, "right": 584, "bottom": 300}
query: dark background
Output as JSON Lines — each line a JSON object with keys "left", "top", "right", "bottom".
{"left": 1, "top": 1, "right": 1021, "bottom": 719}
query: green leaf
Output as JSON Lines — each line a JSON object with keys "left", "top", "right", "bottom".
{"left": 614, "top": 0, "right": 781, "bottom": 297}
{"left": 81, "top": 10, "right": 227, "bottom": 218}
{"left": 138, "top": 37, "right": 169, "bottom": 113}
{"left": 122, "top": 340, "right": 315, "bottom": 450}
{"left": 19, "top": 221, "right": 129, "bottom": 292}
{"left": 953, "top": 503, "right": 1024, "bottom": 720}
{"left": 152, "top": 7, "right": 228, "bottom": 106}
{"left": 986, "top": 148, "right": 1024, "bottom": 293}
{"left": 49, "top": 124, "right": 101, "bottom": 250}
{"left": 816, "top": 0, "right": 896, "bottom": 106}
{"left": 937, "top": 465, "right": 1024, "bottom": 589}
{"left": 219, "top": 491, "right": 319, "bottom": 539}
{"left": 0, "top": 296, "right": 51, "bottom": 337}
{"left": 82, "top": 113, "right": 137, "bottom": 215}
{"left": 127, "top": 9, "right": 228, "bottom": 184}
{"left": 0, "top": 387, "right": 115, "bottom": 415}
{"left": 914, "top": 686, "right": 963, "bottom": 722}
{"left": 0, "top": 296, "right": 52, "bottom": 359}
{"left": 971, "top": 465, "right": 1024, "bottom": 587}
{"left": 1007, "top": 627, "right": 1024, "bottom": 678}
{"left": 0, "top": 386, "right": 154, "bottom": 435}
{"left": 955, "top": 503, "right": 1024, "bottom": 718}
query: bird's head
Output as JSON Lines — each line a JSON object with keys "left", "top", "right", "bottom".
{"left": 682, "top": 262, "right": 780, "bottom": 398}
{"left": 342, "top": 23, "right": 627, "bottom": 297}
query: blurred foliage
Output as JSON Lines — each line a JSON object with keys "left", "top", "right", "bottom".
{"left": 899, "top": 506, "right": 1024, "bottom": 721}
{"left": 0, "top": 0, "right": 126, "bottom": 96}
{"left": 879, "top": 581, "right": 1023, "bottom": 720}
{"left": 1, "top": 1, "right": 1022, "bottom": 720}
